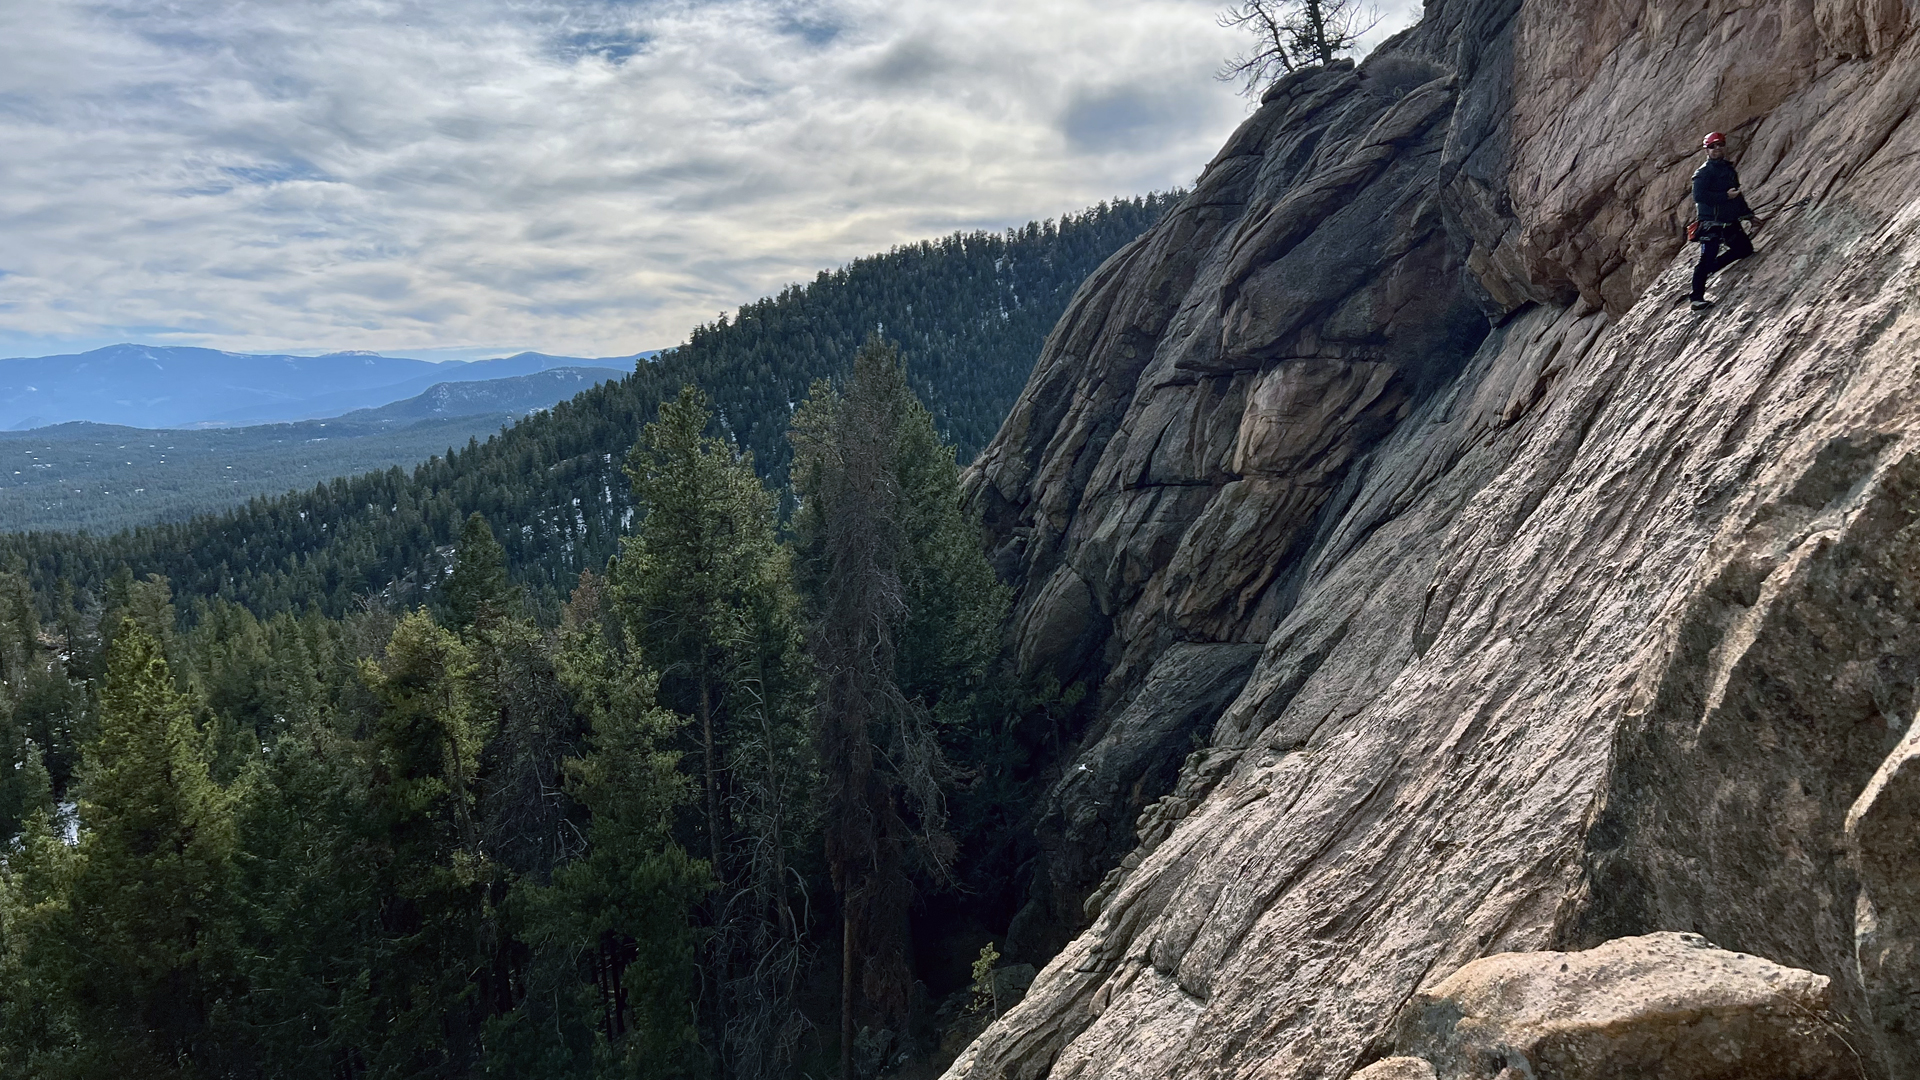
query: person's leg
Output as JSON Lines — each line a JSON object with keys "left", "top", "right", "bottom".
{"left": 1692, "top": 235, "right": 1723, "bottom": 300}
{"left": 1727, "top": 224, "right": 1754, "bottom": 261}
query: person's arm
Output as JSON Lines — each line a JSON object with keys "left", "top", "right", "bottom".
{"left": 1728, "top": 166, "right": 1758, "bottom": 219}
{"left": 1692, "top": 168, "right": 1717, "bottom": 212}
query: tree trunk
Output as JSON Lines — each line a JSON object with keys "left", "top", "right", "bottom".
{"left": 841, "top": 894, "right": 856, "bottom": 1080}
{"left": 1306, "top": 0, "right": 1332, "bottom": 64}
{"left": 701, "top": 674, "right": 721, "bottom": 868}
{"left": 766, "top": 709, "right": 793, "bottom": 939}
{"left": 700, "top": 673, "right": 730, "bottom": 1080}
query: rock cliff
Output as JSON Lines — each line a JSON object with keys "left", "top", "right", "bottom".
{"left": 954, "top": 0, "right": 1920, "bottom": 1076}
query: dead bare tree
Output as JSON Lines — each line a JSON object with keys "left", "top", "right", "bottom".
{"left": 1217, "top": 0, "right": 1382, "bottom": 94}
{"left": 717, "top": 659, "right": 813, "bottom": 1080}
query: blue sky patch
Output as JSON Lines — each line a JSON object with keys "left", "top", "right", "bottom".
{"left": 554, "top": 28, "right": 650, "bottom": 64}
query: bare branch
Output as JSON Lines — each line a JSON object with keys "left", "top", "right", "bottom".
{"left": 1216, "top": 0, "right": 1384, "bottom": 96}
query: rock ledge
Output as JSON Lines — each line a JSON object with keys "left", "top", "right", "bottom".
{"left": 1396, "top": 933, "right": 1846, "bottom": 1080}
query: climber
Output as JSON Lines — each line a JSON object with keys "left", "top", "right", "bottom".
{"left": 1688, "top": 131, "right": 1757, "bottom": 311}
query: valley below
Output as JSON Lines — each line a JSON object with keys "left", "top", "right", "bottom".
{"left": 0, "top": 413, "right": 542, "bottom": 534}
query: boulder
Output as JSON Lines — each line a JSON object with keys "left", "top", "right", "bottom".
{"left": 1348, "top": 1058, "right": 1437, "bottom": 1080}
{"left": 1401, "top": 933, "right": 1846, "bottom": 1080}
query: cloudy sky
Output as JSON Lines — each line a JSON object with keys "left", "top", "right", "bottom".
{"left": 0, "top": 0, "right": 1423, "bottom": 361}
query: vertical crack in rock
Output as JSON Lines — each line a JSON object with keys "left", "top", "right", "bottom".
{"left": 1847, "top": 719, "right": 1920, "bottom": 1075}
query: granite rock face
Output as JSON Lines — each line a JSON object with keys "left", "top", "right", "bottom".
{"left": 952, "top": 0, "right": 1920, "bottom": 1077}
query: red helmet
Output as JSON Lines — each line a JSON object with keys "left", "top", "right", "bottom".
{"left": 1702, "top": 131, "right": 1727, "bottom": 148}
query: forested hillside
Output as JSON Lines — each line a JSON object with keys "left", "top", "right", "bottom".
{"left": 0, "top": 347, "right": 1065, "bottom": 1080}
{"left": 0, "top": 196, "right": 1172, "bottom": 619}
{"left": 0, "top": 204, "right": 1166, "bottom": 1079}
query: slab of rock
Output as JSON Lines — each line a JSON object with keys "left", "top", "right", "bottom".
{"left": 1348, "top": 1058, "right": 1436, "bottom": 1080}
{"left": 1401, "top": 933, "right": 1845, "bottom": 1079}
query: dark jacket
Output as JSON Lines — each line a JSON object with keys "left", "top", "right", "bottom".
{"left": 1692, "top": 158, "right": 1750, "bottom": 224}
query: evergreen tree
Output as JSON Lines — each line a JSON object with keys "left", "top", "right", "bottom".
{"left": 2, "top": 623, "right": 240, "bottom": 1076}
{"left": 469, "top": 613, "right": 577, "bottom": 882}
{"left": 446, "top": 511, "right": 513, "bottom": 629}
{"left": 0, "top": 571, "right": 35, "bottom": 688}
{"left": 0, "top": 738, "right": 52, "bottom": 848}
{"left": 103, "top": 572, "right": 178, "bottom": 664}
{"left": 461, "top": 599, "right": 584, "bottom": 1056}
{"left": 492, "top": 574, "right": 708, "bottom": 1078}
{"left": 8, "top": 662, "right": 88, "bottom": 806}
{"left": 790, "top": 338, "right": 1008, "bottom": 1072}
{"left": 0, "top": 809, "right": 82, "bottom": 1076}
{"left": 611, "top": 388, "right": 812, "bottom": 1078}
{"left": 227, "top": 708, "right": 384, "bottom": 1079}
{"left": 353, "top": 610, "right": 496, "bottom": 1077}
{"left": 0, "top": 572, "right": 57, "bottom": 836}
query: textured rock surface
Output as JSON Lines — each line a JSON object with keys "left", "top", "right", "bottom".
{"left": 1347, "top": 1059, "right": 1436, "bottom": 1080}
{"left": 951, "top": 0, "right": 1920, "bottom": 1077}
{"left": 1847, "top": 723, "right": 1920, "bottom": 1074}
{"left": 1018, "top": 643, "right": 1261, "bottom": 955}
{"left": 1399, "top": 932, "right": 1844, "bottom": 1079}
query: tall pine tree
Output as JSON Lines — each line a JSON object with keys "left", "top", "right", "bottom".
{"left": 12, "top": 622, "right": 240, "bottom": 1076}
{"left": 492, "top": 573, "right": 708, "bottom": 1078}
{"left": 611, "top": 387, "right": 811, "bottom": 1079}
{"left": 354, "top": 611, "right": 495, "bottom": 1077}
{"left": 790, "top": 337, "right": 1007, "bottom": 1074}
{"left": 446, "top": 511, "right": 514, "bottom": 629}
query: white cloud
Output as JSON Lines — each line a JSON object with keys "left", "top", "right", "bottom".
{"left": 0, "top": 0, "right": 1424, "bottom": 359}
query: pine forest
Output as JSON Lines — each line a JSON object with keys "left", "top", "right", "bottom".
{"left": 0, "top": 198, "right": 1170, "bottom": 1079}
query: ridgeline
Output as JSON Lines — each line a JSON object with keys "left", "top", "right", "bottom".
{"left": 1, "top": 195, "right": 1172, "bottom": 618}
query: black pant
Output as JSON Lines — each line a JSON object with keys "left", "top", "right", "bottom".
{"left": 1691, "top": 222, "right": 1753, "bottom": 300}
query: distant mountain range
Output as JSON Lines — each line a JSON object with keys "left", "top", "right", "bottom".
{"left": 0, "top": 344, "right": 654, "bottom": 430}
{"left": 0, "top": 195, "right": 1176, "bottom": 595}
{"left": 0, "top": 365, "right": 632, "bottom": 532}
{"left": 338, "top": 366, "right": 626, "bottom": 424}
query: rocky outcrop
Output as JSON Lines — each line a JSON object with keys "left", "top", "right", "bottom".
{"left": 1396, "top": 933, "right": 1845, "bottom": 1079}
{"left": 954, "top": 0, "right": 1920, "bottom": 1077}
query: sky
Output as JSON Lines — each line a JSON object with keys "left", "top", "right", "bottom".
{"left": 0, "top": 0, "right": 1424, "bottom": 361}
